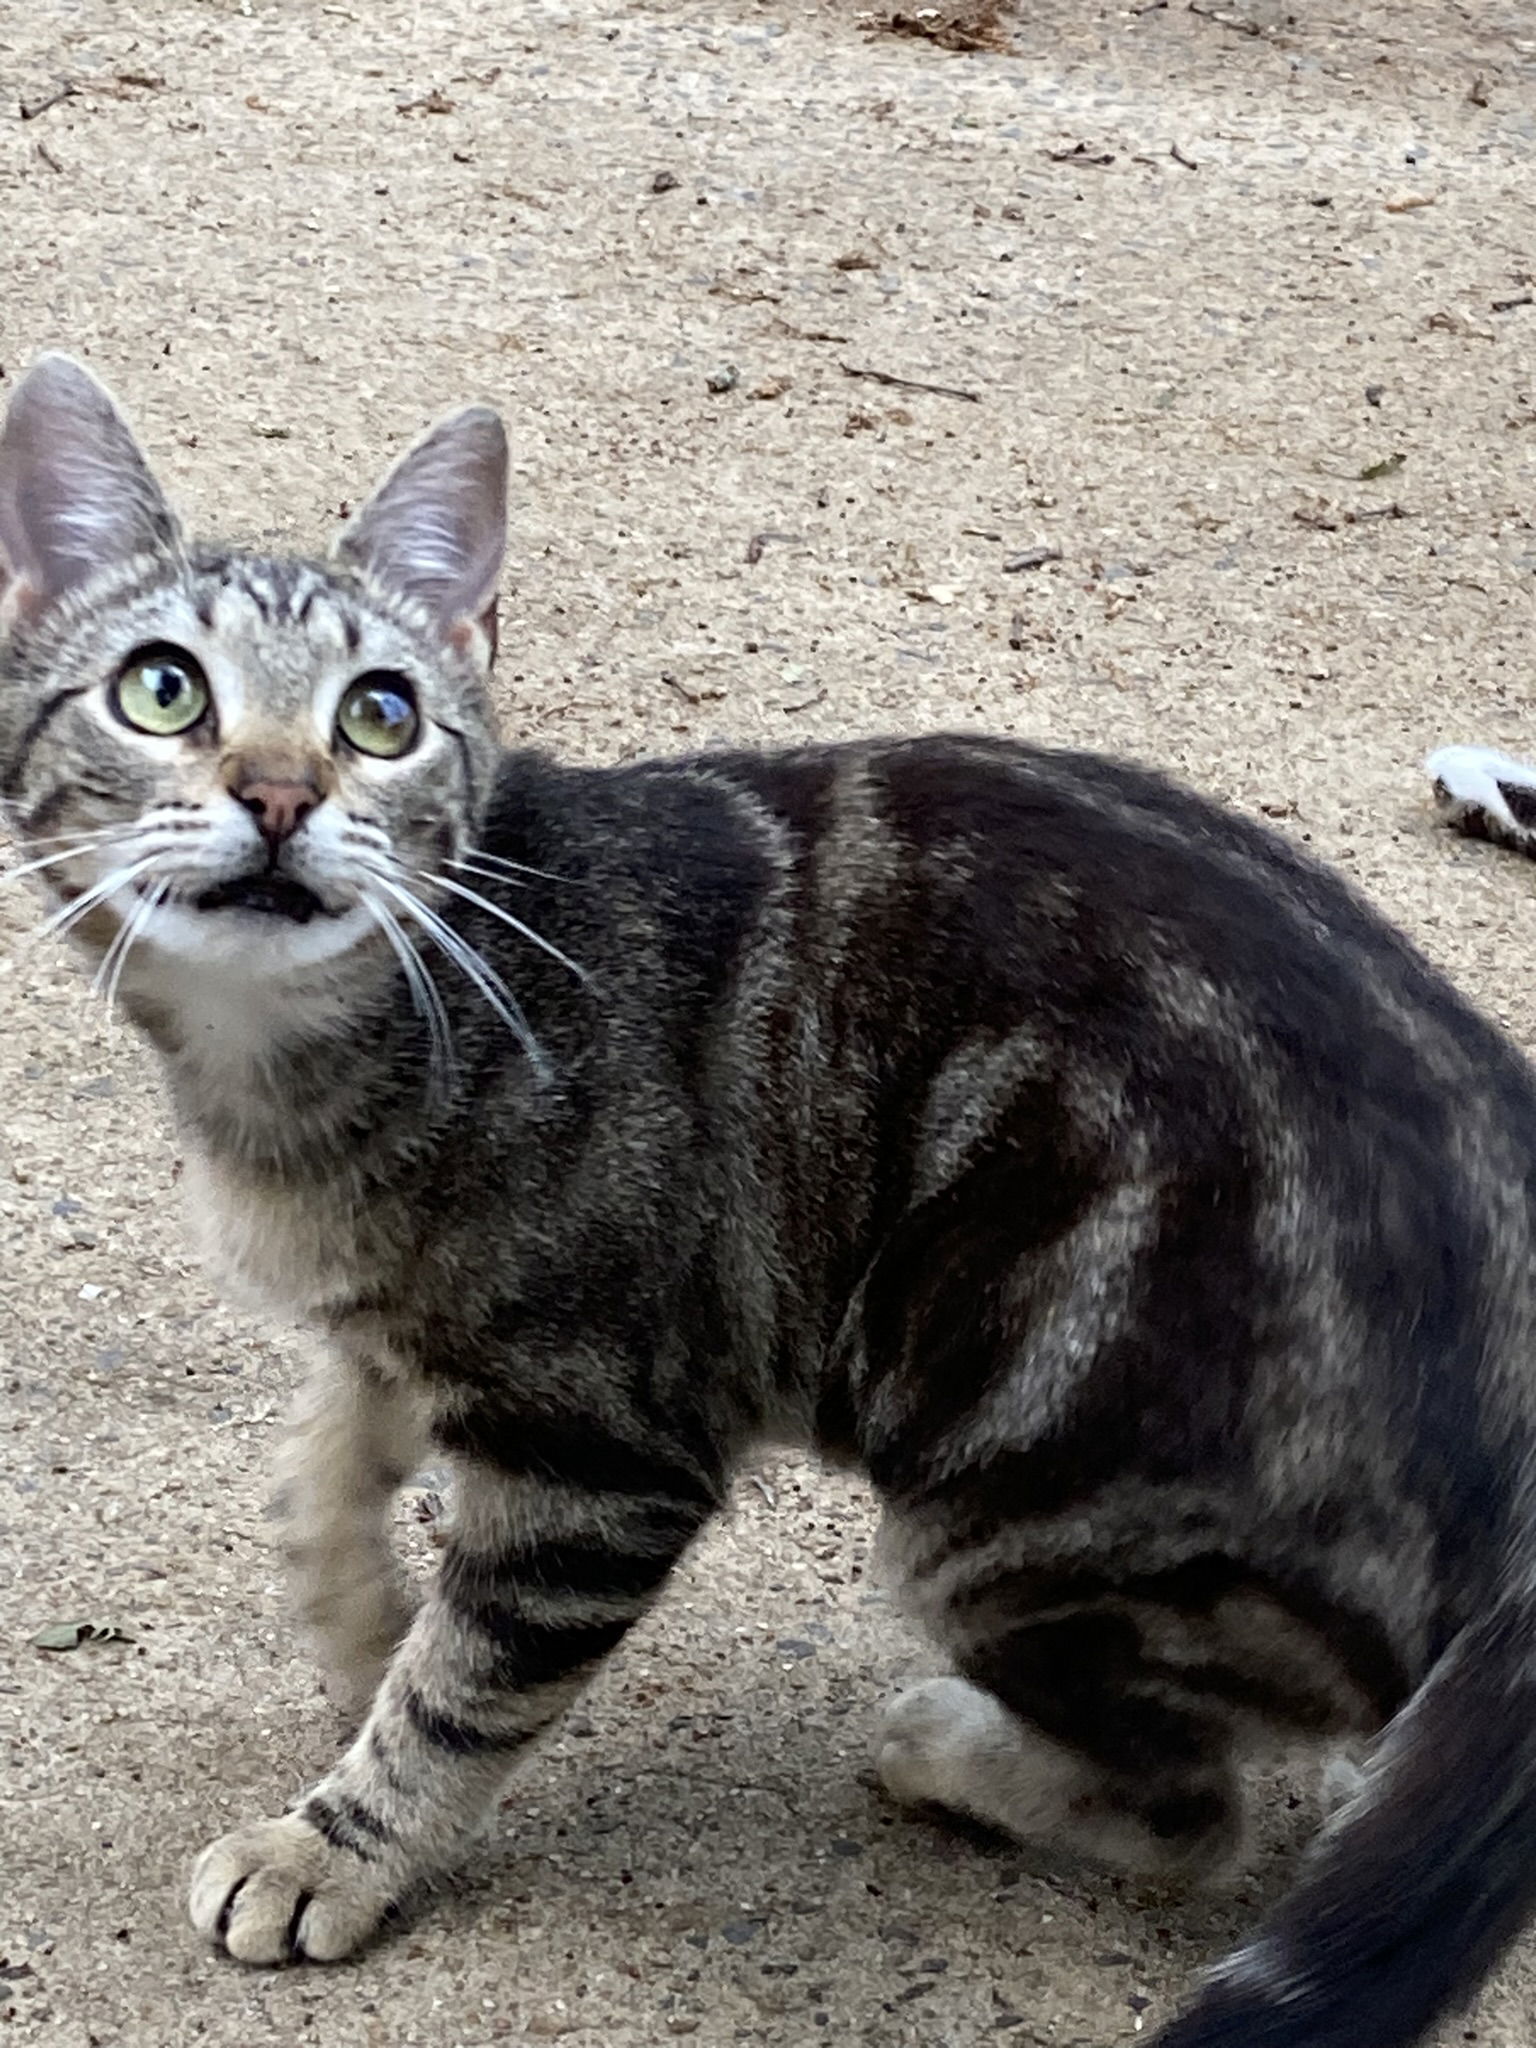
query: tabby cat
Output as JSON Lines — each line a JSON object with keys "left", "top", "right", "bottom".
{"left": 3, "top": 352, "right": 1536, "bottom": 2048}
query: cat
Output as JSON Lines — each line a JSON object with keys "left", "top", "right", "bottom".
{"left": 3, "top": 351, "right": 1536, "bottom": 2048}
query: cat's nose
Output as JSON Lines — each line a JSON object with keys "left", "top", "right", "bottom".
{"left": 233, "top": 777, "right": 322, "bottom": 852}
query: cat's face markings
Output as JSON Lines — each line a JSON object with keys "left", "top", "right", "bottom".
{"left": 0, "top": 355, "right": 509, "bottom": 993}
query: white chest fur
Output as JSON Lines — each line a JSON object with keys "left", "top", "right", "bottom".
{"left": 181, "top": 1149, "right": 372, "bottom": 1320}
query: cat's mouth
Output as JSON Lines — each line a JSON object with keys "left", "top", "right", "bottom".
{"left": 191, "top": 874, "right": 333, "bottom": 924}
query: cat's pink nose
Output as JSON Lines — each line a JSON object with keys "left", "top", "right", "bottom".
{"left": 233, "top": 778, "right": 320, "bottom": 851}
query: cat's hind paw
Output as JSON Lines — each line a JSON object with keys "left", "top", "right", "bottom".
{"left": 877, "top": 1675, "right": 1037, "bottom": 1813}
{"left": 189, "top": 1814, "right": 393, "bottom": 1964}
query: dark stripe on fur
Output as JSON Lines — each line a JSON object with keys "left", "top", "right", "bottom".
{"left": 1, "top": 684, "right": 89, "bottom": 795}
{"left": 301, "top": 1792, "right": 388, "bottom": 1860}
{"left": 948, "top": 1558, "right": 1407, "bottom": 1726}
{"left": 434, "top": 1408, "right": 720, "bottom": 1511}
{"left": 458, "top": 1521, "right": 703, "bottom": 1606}
{"left": 858, "top": 1085, "right": 1104, "bottom": 1490}
{"left": 437, "top": 1578, "right": 636, "bottom": 1691}
{"left": 401, "top": 1690, "right": 538, "bottom": 1757}
{"left": 433, "top": 716, "right": 480, "bottom": 820}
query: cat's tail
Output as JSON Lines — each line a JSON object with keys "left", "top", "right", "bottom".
{"left": 1151, "top": 1592, "right": 1536, "bottom": 2048}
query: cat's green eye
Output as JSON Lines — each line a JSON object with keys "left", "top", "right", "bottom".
{"left": 336, "top": 673, "right": 420, "bottom": 760}
{"left": 111, "top": 645, "right": 210, "bottom": 737}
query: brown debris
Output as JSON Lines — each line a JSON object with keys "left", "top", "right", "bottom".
{"left": 859, "top": 5, "right": 1013, "bottom": 53}
{"left": 1047, "top": 141, "right": 1116, "bottom": 167}
{"left": 397, "top": 88, "right": 456, "bottom": 115}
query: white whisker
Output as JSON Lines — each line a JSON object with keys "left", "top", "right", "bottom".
{"left": 41, "top": 856, "right": 163, "bottom": 939}
{"left": 2, "top": 840, "right": 132, "bottom": 887}
{"left": 446, "top": 854, "right": 527, "bottom": 891}
{"left": 413, "top": 867, "right": 590, "bottom": 986}
{"left": 0, "top": 823, "right": 122, "bottom": 855}
{"left": 97, "top": 879, "right": 168, "bottom": 1019}
{"left": 367, "top": 871, "right": 549, "bottom": 1078}
{"left": 362, "top": 895, "right": 456, "bottom": 1099}
{"left": 453, "top": 847, "right": 585, "bottom": 888}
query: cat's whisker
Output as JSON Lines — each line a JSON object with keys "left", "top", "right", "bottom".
{"left": 361, "top": 895, "right": 457, "bottom": 1099}
{"left": 1, "top": 823, "right": 123, "bottom": 854}
{"left": 97, "top": 879, "right": 169, "bottom": 1020}
{"left": 0, "top": 836, "right": 140, "bottom": 887}
{"left": 444, "top": 855, "right": 527, "bottom": 891}
{"left": 40, "top": 855, "right": 164, "bottom": 939}
{"left": 454, "top": 847, "right": 584, "bottom": 888}
{"left": 367, "top": 872, "right": 549, "bottom": 1078}
{"left": 90, "top": 898, "right": 137, "bottom": 1003}
{"left": 412, "top": 867, "right": 590, "bottom": 987}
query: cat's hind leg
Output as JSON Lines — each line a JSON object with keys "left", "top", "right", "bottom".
{"left": 878, "top": 1617, "right": 1244, "bottom": 1883}
{"left": 277, "top": 1349, "right": 429, "bottom": 1719}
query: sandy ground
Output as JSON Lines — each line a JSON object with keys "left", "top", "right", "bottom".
{"left": 2, "top": 1, "right": 1536, "bottom": 2043}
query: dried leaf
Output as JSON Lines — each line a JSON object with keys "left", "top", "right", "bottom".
{"left": 31, "top": 1619, "right": 134, "bottom": 1651}
{"left": 397, "top": 89, "right": 455, "bottom": 117}
{"left": 32, "top": 1623, "right": 87, "bottom": 1650}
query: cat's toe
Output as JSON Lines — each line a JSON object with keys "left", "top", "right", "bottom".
{"left": 189, "top": 1815, "right": 390, "bottom": 1964}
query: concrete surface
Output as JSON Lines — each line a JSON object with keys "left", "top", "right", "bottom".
{"left": 3, "top": 1, "right": 1536, "bottom": 2042}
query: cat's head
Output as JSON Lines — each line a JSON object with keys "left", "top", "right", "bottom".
{"left": 0, "top": 353, "right": 507, "bottom": 991}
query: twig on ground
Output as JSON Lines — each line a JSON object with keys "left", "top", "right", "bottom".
{"left": 1188, "top": 2, "right": 1265, "bottom": 36}
{"left": 839, "top": 362, "right": 980, "bottom": 403}
{"left": 20, "top": 82, "right": 76, "bottom": 120}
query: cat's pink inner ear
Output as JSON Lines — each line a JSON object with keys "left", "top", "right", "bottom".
{"left": 335, "top": 405, "right": 508, "bottom": 649}
{"left": 0, "top": 352, "right": 180, "bottom": 617}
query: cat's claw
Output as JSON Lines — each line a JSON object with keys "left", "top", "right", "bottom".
{"left": 189, "top": 1815, "right": 391, "bottom": 1964}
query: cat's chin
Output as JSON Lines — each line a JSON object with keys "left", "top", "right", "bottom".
{"left": 130, "top": 894, "right": 379, "bottom": 977}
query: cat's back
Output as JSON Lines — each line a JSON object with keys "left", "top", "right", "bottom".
{"left": 640, "top": 734, "right": 1536, "bottom": 1553}
{"left": 693, "top": 730, "right": 1531, "bottom": 1121}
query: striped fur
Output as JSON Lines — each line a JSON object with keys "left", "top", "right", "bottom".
{"left": 5, "top": 356, "right": 1536, "bottom": 2043}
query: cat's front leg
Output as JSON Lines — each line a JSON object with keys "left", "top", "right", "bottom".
{"left": 190, "top": 1452, "right": 717, "bottom": 1962}
{"left": 277, "top": 1350, "right": 429, "bottom": 1719}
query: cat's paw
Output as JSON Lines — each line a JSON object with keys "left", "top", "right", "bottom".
{"left": 877, "top": 1675, "right": 1012, "bottom": 1810}
{"left": 189, "top": 1814, "right": 392, "bottom": 1964}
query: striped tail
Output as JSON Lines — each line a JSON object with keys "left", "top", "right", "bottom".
{"left": 1152, "top": 1597, "right": 1536, "bottom": 2048}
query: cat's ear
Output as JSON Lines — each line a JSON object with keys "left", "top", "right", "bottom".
{"left": 334, "top": 405, "right": 507, "bottom": 662}
{"left": 0, "top": 353, "right": 181, "bottom": 628}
